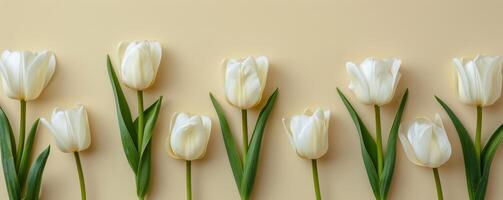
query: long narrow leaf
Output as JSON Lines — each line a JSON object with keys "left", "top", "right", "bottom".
{"left": 24, "top": 146, "right": 50, "bottom": 200}
{"left": 210, "top": 93, "right": 243, "bottom": 190}
{"left": 436, "top": 96, "right": 480, "bottom": 199}
{"left": 107, "top": 55, "right": 139, "bottom": 172}
{"left": 18, "top": 119, "right": 40, "bottom": 188}
{"left": 140, "top": 97, "right": 163, "bottom": 154}
{"left": 0, "top": 106, "right": 20, "bottom": 200}
{"left": 136, "top": 143, "right": 152, "bottom": 198}
{"left": 337, "top": 88, "right": 380, "bottom": 198}
{"left": 476, "top": 124, "right": 503, "bottom": 200}
{"left": 134, "top": 96, "right": 162, "bottom": 198}
{"left": 380, "top": 89, "right": 409, "bottom": 199}
{"left": 240, "top": 89, "right": 279, "bottom": 198}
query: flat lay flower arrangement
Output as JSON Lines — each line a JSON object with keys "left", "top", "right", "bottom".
{"left": 1, "top": 39, "right": 503, "bottom": 200}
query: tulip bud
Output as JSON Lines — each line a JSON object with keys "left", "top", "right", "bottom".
{"left": 346, "top": 57, "right": 401, "bottom": 106}
{"left": 117, "top": 40, "right": 162, "bottom": 91}
{"left": 224, "top": 56, "right": 268, "bottom": 109}
{"left": 399, "top": 114, "right": 451, "bottom": 168}
{"left": 0, "top": 50, "right": 56, "bottom": 101}
{"left": 453, "top": 55, "right": 503, "bottom": 107}
{"left": 282, "top": 108, "right": 330, "bottom": 159}
{"left": 41, "top": 105, "right": 91, "bottom": 153}
{"left": 167, "top": 112, "right": 211, "bottom": 161}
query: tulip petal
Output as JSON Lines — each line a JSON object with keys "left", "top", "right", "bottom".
{"left": 476, "top": 55, "right": 503, "bottom": 106}
{"left": 148, "top": 41, "right": 162, "bottom": 75}
{"left": 346, "top": 62, "right": 371, "bottom": 104}
{"left": 255, "top": 56, "right": 269, "bottom": 92}
{"left": 24, "top": 51, "right": 55, "bottom": 100}
{"left": 282, "top": 118, "right": 298, "bottom": 154}
{"left": 399, "top": 129, "right": 422, "bottom": 166}
{"left": 408, "top": 119, "right": 434, "bottom": 165}
{"left": 433, "top": 114, "right": 451, "bottom": 165}
{"left": 454, "top": 58, "right": 475, "bottom": 105}
{"left": 166, "top": 112, "right": 181, "bottom": 159}
{"left": 117, "top": 41, "right": 130, "bottom": 65}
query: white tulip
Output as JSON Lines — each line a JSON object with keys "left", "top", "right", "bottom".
{"left": 346, "top": 57, "right": 401, "bottom": 106}
{"left": 117, "top": 40, "right": 162, "bottom": 91}
{"left": 282, "top": 108, "right": 330, "bottom": 160}
{"left": 399, "top": 114, "right": 451, "bottom": 168}
{"left": 224, "top": 56, "right": 268, "bottom": 109}
{"left": 167, "top": 112, "right": 211, "bottom": 161}
{"left": 453, "top": 55, "right": 503, "bottom": 107}
{"left": 0, "top": 50, "right": 56, "bottom": 101}
{"left": 41, "top": 105, "right": 91, "bottom": 153}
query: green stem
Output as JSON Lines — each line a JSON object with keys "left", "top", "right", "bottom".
{"left": 74, "top": 152, "right": 87, "bottom": 200}
{"left": 16, "top": 100, "right": 26, "bottom": 169}
{"left": 137, "top": 91, "right": 144, "bottom": 149}
{"left": 138, "top": 196, "right": 144, "bottom": 200}
{"left": 433, "top": 168, "right": 444, "bottom": 200}
{"left": 374, "top": 105, "right": 384, "bottom": 176}
{"left": 475, "top": 106, "right": 482, "bottom": 161}
{"left": 311, "top": 159, "right": 322, "bottom": 200}
{"left": 241, "top": 109, "right": 248, "bottom": 163}
{"left": 186, "top": 161, "right": 192, "bottom": 200}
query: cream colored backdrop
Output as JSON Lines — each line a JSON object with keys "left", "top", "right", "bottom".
{"left": 1, "top": 0, "right": 503, "bottom": 199}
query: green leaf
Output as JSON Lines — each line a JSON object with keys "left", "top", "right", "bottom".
{"left": 476, "top": 124, "right": 503, "bottom": 200}
{"left": 380, "top": 89, "right": 408, "bottom": 199}
{"left": 18, "top": 119, "right": 40, "bottom": 188}
{"left": 436, "top": 96, "right": 480, "bottom": 199}
{"left": 107, "top": 55, "right": 139, "bottom": 172}
{"left": 134, "top": 96, "right": 162, "bottom": 198}
{"left": 24, "top": 146, "right": 51, "bottom": 200}
{"left": 0, "top": 106, "right": 20, "bottom": 200}
{"left": 240, "top": 89, "right": 279, "bottom": 198}
{"left": 337, "top": 88, "right": 380, "bottom": 198}
{"left": 136, "top": 142, "right": 152, "bottom": 198}
{"left": 210, "top": 93, "right": 243, "bottom": 191}
{"left": 139, "top": 97, "right": 163, "bottom": 154}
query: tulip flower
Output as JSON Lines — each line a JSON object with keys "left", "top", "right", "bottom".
{"left": 400, "top": 114, "right": 451, "bottom": 200}
{"left": 108, "top": 42, "right": 163, "bottom": 199}
{"left": 453, "top": 55, "right": 503, "bottom": 107}
{"left": 345, "top": 57, "right": 402, "bottom": 193}
{"left": 435, "top": 55, "right": 503, "bottom": 200}
{"left": 346, "top": 57, "right": 401, "bottom": 106}
{"left": 167, "top": 112, "right": 211, "bottom": 161}
{"left": 453, "top": 55, "right": 503, "bottom": 160}
{"left": 42, "top": 105, "right": 91, "bottom": 200}
{"left": 283, "top": 108, "right": 330, "bottom": 200}
{"left": 117, "top": 40, "right": 162, "bottom": 91}
{"left": 224, "top": 56, "right": 268, "bottom": 110}
{"left": 0, "top": 50, "right": 56, "bottom": 101}
{"left": 0, "top": 50, "right": 56, "bottom": 163}
{"left": 223, "top": 55, "right": 268, "bottom": 173}
{"left": 0, "top": 50, "right": 56, "bottom": 199}
{"left": 211, "top": 55, "right": 277, "bottom": 200}
{"left": 167, "top": 112, "right": 211, "bottom": 200}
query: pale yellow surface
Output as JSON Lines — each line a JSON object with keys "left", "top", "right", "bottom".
{"left": 1, "top": 0, "right": 503, "bottom": 199}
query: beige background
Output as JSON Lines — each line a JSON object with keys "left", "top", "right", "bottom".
{"left": 1, "top": 0, "right": 503, "bottom": 199}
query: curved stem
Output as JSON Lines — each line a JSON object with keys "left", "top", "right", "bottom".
{"left": 475, "top": 106, "right": 482, "bottom": 161}
{"left": 74, "top": 152, "right": 86, "bottom": 200}
{"left": 137, "top": 91, "right": 144, "bottom": 149}
{"left": 241, "top": 109, "right": 248, "bottom": 163}
{"left": 16, "top": 100, "right": 26, "bottom": 169}
{"left": 311, "top": 159, "right": 322, "bottom": 200}
{"left": 186, "top": 161, "right": 192, "bottom": 200}
{"left": 433, "top": 168, "right": 444, "bottom": 200}
{"left": 374, "top": 105, "right": 383, "bottom": 176}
